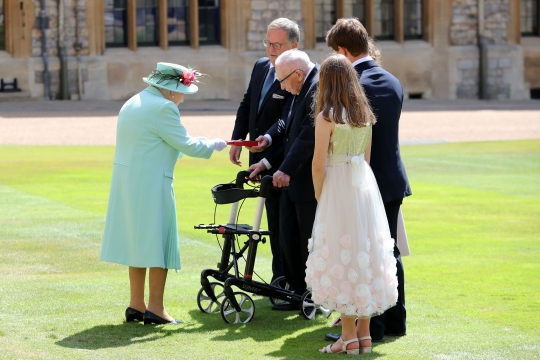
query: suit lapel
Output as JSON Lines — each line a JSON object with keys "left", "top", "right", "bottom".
{"left": 286, "top": 66, "right": 319, "bottom": 131}
{"left": 258, "top": 79, "right": 280, "bottom": 115}
{"left": 255, "top": 63, "right": 271, "bottom": 108}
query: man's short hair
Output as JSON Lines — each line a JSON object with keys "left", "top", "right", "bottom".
{"left": 326, "top": 18, "right": 370, "bottom": 57}
{"left": 275, "top": 50, "right": 311, "bottom": 72}
{"left": 268, "top": 18, "right": 301, "bottom": 44}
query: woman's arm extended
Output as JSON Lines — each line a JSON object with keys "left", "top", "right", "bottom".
{"left": 312, "top": 112, "right": 333, "bottom": 201}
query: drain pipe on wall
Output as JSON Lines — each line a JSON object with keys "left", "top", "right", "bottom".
{"left": 477, "top": 0, "right": 488, "bottom": 99}
{"left": 39, "top": 0, "right": 51, "bottom": 100}
{"left": 58, "top": 0, "right": 70, "bottom": 99}
{"left": 74, "top": 0, "right": 82, "bottom": 100}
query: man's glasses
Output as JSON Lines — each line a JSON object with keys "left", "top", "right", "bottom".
{"left": 263, "top": 39, "right": 284, "bottom": 50}
{"left": 278, "top": 69, "right": 303, "bottom": 84}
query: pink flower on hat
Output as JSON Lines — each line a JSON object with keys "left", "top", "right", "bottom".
{"left": 181, "top": 70, "right": 196, "bottom": 86}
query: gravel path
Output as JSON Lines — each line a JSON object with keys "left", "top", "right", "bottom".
{"left": 0, "top": 100, "right": 539, "bottom": 145}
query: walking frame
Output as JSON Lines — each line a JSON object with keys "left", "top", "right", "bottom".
{"left": 194, "top": 170, "right": 331, "bottom": 324}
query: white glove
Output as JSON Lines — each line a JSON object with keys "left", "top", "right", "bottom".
{"left": 213, "top": 138, "right": 227, "bottom": 152}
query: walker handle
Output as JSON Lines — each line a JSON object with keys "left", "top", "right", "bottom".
{"left": 259, "top": 175, "right": 273, "bottom": 198}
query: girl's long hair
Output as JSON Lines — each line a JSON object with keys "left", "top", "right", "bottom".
{"left": 314, "top": 54, "right": 376, "bottom": 127}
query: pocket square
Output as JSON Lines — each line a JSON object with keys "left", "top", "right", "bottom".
{"left": 272, "top": 93, "right": 285, "bottom": 99}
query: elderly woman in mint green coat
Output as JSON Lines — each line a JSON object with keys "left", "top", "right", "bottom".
{"left": 100, "top": 62, "right": 227, "bottom": 325}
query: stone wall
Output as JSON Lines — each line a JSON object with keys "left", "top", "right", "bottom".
{"left": 30, "top": 0, "right": 90, "bottom": 99}
{"left": 247, "top": 0, "right": 304, "bottom": 51}
{"left": 456, "top": 55, "right": 479, "bottom": 98}
{"left": 483, "top": 0, "right": 509, "bottom": 45}
{"left": 32, "top": 0, "right": 89, "bottom": 57}
{"left": 450, "top": 0, "right": 520, "bottom": 99}
{"left": 486, "top": 51, "right": 510, "bottom": 99}
{"left": 450, "top": 0, "right": 478, "bottom": 46}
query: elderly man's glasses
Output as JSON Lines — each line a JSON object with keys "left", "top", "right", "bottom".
{"left": 262, "top": 39, "right": 284, "bottom": 50}
{"left": 278, "top": 69, "right": 303, "bottom": 84}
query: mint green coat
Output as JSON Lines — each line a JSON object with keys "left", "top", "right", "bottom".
{"left": 100, "top": 86, "right": 215, "bottom": 270}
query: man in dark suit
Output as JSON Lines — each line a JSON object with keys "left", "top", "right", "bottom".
{"left": 324, "top": 18, "right": 412, "bottom": 343}
{"left": 248, "top": 50, "right": 319, "bottom": 310}
{"left": 229, "top": 18, "right": 299, "bottom": 282}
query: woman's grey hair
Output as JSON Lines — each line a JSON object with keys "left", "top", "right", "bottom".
{"left": 275, "top": 50, "right": 311, "bottom": 73}
{"left": 268, "top": 18, "right": 300, "bottom": 44}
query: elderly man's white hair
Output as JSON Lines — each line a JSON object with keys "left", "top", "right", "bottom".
{"left": 275, "top": 49, "right": 311, "bottom": 73}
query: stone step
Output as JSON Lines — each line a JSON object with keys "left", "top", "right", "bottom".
{"left": 0, "top": 91, "right": 33, "bottom": 102}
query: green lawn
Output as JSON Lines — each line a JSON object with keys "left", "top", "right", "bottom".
{"left": 0, "top": 141, "right": 539, "bottom": 359}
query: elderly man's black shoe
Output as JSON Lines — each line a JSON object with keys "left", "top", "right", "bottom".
{"left": 143, "top": 310, "right": 183, "bottom": 325}
{"left": 325, "top": 333, "right": 340, "bottom": 342}
{"left": 125, "top": 307, "right": 144, "bottom": 322}
{"left": 385, "top": 332, "right": 406, "bottom": 337}
{"left": 271, "top": 302, "right": 298, "bottom": 311}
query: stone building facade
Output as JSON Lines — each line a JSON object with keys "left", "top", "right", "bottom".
{"left": 0, "top": 0, "right": 539, "bottom": 101}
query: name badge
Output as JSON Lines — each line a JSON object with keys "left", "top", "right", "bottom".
{"left": 272, "top": 93, "right": 285, "bottom": 99}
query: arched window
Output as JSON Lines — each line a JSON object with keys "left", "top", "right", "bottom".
{"left": 522, "top": 0, "right": 539, "bottom": 36}
{"left": 105, "top": 0, "right": 128, "bottom": 47}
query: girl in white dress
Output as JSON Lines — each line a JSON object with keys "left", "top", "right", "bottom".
{"left": 305, "top": 54, "right": 398, "bottom": 355}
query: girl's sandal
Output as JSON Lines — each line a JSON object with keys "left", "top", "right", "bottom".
{"left": 320, "top": 337, "right": 359, "bottom": 355}
{"left": 358, "top": 335, "right": 372, "bottom": 354}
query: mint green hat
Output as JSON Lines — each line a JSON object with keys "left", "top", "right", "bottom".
{"left": 143, "top": 62, "right": 199, "bottom": 94}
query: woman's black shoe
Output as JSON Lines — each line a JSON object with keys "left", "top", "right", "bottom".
{"left": 143, "top": 310, "right": 182, "bottom": 325}
{"left": 125, "top": 307, "right": 145, "bottom": 322}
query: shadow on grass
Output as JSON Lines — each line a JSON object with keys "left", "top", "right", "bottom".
{"left": 54, "top": 298, "right": 297, "bottom": 350}
{"left": 186, "top": 298, "right": 388, "bottom": 359}
{"left": 55, "top": 321, "right": 186, "bottom": 349}
{"left": 55, "top": 297, "right": 396, "bottom": 357}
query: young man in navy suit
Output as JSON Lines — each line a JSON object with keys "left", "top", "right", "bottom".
{"left": 324, "top": 18, "right": 412, "bottom": 343}
{"left": 248, "top": 50, "right": 320, "bottom": 310}
{"left": 229, "top": 18, "right": 299, "bottom": 282}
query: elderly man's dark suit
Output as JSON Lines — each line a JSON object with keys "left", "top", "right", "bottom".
{"left": 231, "top": 57, "right": 291, "bottom": 281}
{"left": 265, "top": 65, "right": 320, "bottom": 296}
{"left": 355, "top": 60, "right": 412, "bottom": 339}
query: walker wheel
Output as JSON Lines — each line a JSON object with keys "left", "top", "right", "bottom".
{"left": 197, "top": 282, "right": 225, "bottom": 314}
{"left": 269, "top": 276, "right": 291, "bottom": 305}
{"left": 220, "top": 292, "right": 256, "bottom": 324}
{"left": 300, "top": 290, "right": 332, "bottom": 320}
